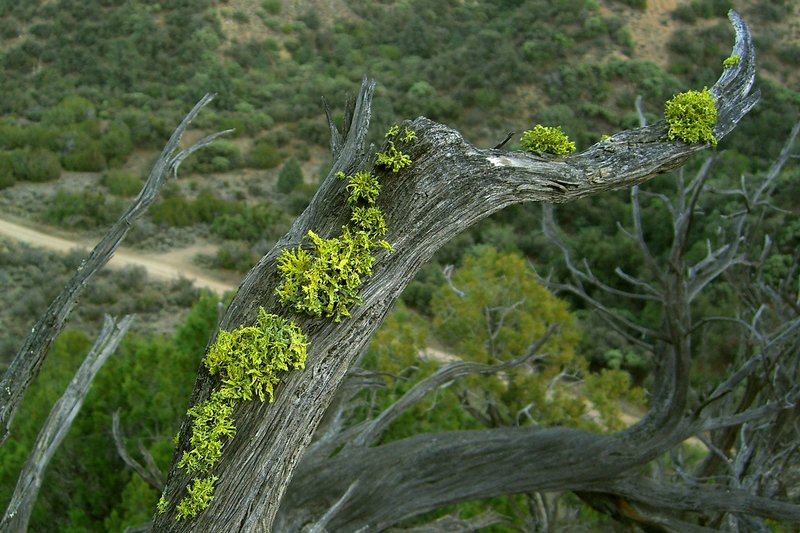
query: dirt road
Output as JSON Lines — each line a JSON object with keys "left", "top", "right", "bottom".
{"left": 0, "top": 217, "right": 237, "bottom": 294}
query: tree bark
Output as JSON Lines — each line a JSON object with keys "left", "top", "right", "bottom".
{"left": 154, "top": 11, "right": 762, "bottom": 532}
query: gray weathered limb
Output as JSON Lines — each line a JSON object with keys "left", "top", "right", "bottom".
{"left": 0, "top": 95, "right": 227, "bottom": 445}
{"left": 1, "top": 315, "right": 133, "bottom": 533}
{"left": 155, "top": 11, "right": 765, "bottom": 532}
{"left": 387, "top": 511, "right": 508, "bottom": 532}
{"left": 278, "top": 424, "right": 800, "bottom": 531}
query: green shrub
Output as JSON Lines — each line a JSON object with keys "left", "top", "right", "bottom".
{"left": 151, "top": 191, "right": 241, "bottom": 228}
{"left": 0, "top": 17, "right": 19, "bottom": 39}
{"left": 615, "top": 0, "right": 646, "bottom": 9}
{"left": 151, "top": 197, "right": 200, "bottom": 227}
{"left": 0, "top": 170, "right": 15, "bottom": 189}
{"left": 246, "top": 139, "right": 282, "bottom": 169}
{"left": 100, "top": 120, "right": 134, "bottom": 165}
{"left": 0, "top": 151, "right": 17, "bottom": 188}
{"left": 44, "top": 190, "right": 121, "bottom": 229}
{"left": 276, "top": 157, "right": 303, "bottom": 193}
{"left": 41, "top": 95, "right": 96, "bottom": 126}
{"left": 119, "top": 109, "right": 173, "bottom": 148}
{"left": 8, "top": 148, "right": 62, "bottom": 182}
{"left": 261, "top": 0, "right": 281, "bottom": 14}
{"left": 213, "top": 241, "right": 257, "bottom": 272}
{"left": 181, "top": 140, "right": 241, "bottom": 174}
{"left": 211, "top": 202, "right": 291, "bottom": 242}
{"left": 101, "top": 170, "right": 142, "bottom": 196}
{"left": 62, "top": 137, "right": 107, "bottom": 171}
{"left": 192, "top": 191, "right": 239, "bottom": 222}
{"left": 232, "top": 10, "right": 249, "bottom": 24}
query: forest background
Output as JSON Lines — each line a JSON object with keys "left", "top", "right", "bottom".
{"left": 0, "top": 0, "right": 798, "bottom": 531}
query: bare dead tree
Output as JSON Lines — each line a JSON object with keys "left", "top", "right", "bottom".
{"left": 1, "top": 315, "right": 133, "bottom": 532}
{"left": 0, "top": 94, "right": 231, "bottom": 444}
{"left": 139, "top": 10, "right": 800, "bottom": 533}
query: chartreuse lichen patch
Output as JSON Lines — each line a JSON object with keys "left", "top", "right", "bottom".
{"left": 520, "top": 125, "right": 576, "bottom": 155}
{"left": 277, "top": 227, "right": 390, "bottom": 321}
{"left": 165, "top": 308, "right": 308, "bottom": 520}
{"left": 277, "top": 125, "right": 412, "bottom": 322}
{"left": 375, "top": 124, "right": 414, "bottom": 172}
{"left": 723, "top": 54, "right": 741, "bottom": 69}
{"left": 175, "top": 476, "right": 219, "bottom": 521}
{"left": 664, "top": 87, "right": 717, "bottom": 146}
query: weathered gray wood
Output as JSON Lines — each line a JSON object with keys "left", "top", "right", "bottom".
{"left": 277, "top": 425, "right": 800, "bottom": 532}
{"left": 0, "top": 95, "right": 228, "bottom": 444}
{"left": 154, "top": 11, "right": 767, "bottom": 532}
{"left": 1, "top": 315, "right": 133, "bottom": 533}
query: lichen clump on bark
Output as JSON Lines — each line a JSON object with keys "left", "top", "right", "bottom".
{"left": 520, "top": 125, "right": 576, "bottom": 155}
{"left": 723, "top": 54, "right": 741, "bottom": 69}
{"left": 169, "top": 309, "right": 308, "bottom": 519}
{"left": 664, "top": 87, "right": 717, "bottom": 146}
{"left": 277, "top": 125, "right": 412, "bottom": 321}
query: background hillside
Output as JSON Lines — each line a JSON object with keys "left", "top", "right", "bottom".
{"left": 0, "top": 0, "right": 798, "bottom": 531}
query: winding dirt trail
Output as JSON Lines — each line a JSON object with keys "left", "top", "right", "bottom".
{"left": 0, "top": 216, "right": 237, "bottom": 294}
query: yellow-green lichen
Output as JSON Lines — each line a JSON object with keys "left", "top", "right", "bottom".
{"left": 169, "top": 309, "right": 308, "bottom": 518}
{"left": 204, "top": 309, "right": 308, "bottom": 403}
{"left": 520, "top": 125, "right": 576, "bottom": 155}
{"left": 337, "top": 170, "right": 381, "bottom": 205}
{"left": 277, "top": 227, "right": 390, "bottom": 321}
{"left": 723, "top": 54, "right": 741, "bottom": 69}
{"left": 157, "top": 495, "right": 169, "bottom": 515}
{"left": 278, "top": 126, "right": 411, "bottom": 322}
{"left": 176, "top": 476, "right": 218, "bottom": 521}
{"left": 376, "top": 124, "right": 414, "bottom": 172}
{"left": 401, "top": 127, "right": 417, "bottom": 143}
{"left": 351, "top": 206, "right": 388, "bottom": 238}
{"left": 376, "top": 142, "right": 412, "bottom": 172}
{"left": 177, "top": 390, "right": 236, "bottom": 473}
{"left": 664, "top": 87, "right": 717, "bottom": 146}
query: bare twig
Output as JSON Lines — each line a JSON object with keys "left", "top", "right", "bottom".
{"left": 307, "top": 481, "right": 360, "bottom": 533}
{"left": 347, "top": 326, "right": 557, "bottom": 449}
{"left": 112, "top": 410, "right": 165, "bottom": 492}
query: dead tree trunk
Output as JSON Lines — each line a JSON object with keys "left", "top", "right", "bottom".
{"left": 154, "top": 11, "right": 767, "bottom": 532}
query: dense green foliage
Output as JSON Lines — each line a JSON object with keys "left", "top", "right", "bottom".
{"left": 276, "top": 157, "right": 303, "bottom": 193}
{"left": 353, "top": 248, "right": 644, "bottom": 529}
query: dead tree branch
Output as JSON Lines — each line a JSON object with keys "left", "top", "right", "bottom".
{"left": 112, "top": 410, "right": 166, "bottom": 492}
